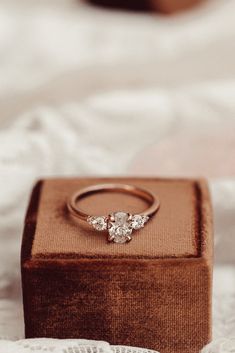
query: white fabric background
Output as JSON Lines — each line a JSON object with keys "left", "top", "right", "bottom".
{"left": 0, "top": 0, "right": 235, "bottom": 352}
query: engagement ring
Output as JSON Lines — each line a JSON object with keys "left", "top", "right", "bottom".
{"left": 67, "top": 183, "right": 160, "bottom": 244}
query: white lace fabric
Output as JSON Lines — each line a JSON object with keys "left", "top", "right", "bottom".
{"left": 0, "top": 339, "right": 159, "bottom": 353}
{"left": 1, "top": 339, "right": 234, "bottom": 353}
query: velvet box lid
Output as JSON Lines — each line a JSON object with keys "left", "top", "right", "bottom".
{"left": 21, "top": 177, "right": 213, "bottom": 353}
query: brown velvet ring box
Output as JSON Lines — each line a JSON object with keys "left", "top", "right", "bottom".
{"left": 21, "top": 177, "right": 213, "bottom": 353}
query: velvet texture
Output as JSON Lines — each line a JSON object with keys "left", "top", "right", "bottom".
{"left": 21, "top": 178, "right": 213, "bottom": 353}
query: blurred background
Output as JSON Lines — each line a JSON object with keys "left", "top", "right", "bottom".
{"left": 0, "top": 0, "right": 235, "bottom": 350}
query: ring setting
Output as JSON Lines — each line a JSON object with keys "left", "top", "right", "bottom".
{"left": 87, "top": 211, "right": 149, "bottom": 243}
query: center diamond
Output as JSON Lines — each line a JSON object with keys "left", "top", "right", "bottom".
{"left": 108, "top": 212, "right": 132, "bottom": 243}
{"left": 87, "top": 211, "right": 150, "bottom": 243}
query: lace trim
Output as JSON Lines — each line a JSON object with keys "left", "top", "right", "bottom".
{"left": 0, "top": 339, "right": 159, "bottom": 353}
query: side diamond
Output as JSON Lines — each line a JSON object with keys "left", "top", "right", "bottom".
{"left": 87, "top": 216, "right": 107, "bottom": 231}
{"left": 131, "top": 214, "right": 149, "bottom": 230}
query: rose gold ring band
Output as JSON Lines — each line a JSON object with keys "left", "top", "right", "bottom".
{"left": 67, "top": 183, "right": 160, "bottom": 221}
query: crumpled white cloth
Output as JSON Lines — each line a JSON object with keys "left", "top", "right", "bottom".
{"left": 0, "top": 0, "right": 235, "bottom": 352}
{"left": 202, "top": 339, "right": 235, "bottom": 353}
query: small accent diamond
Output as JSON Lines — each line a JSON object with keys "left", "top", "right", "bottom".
{"left": 87, "top": 216, "right": 107, "bottom": 231}
{"left": 131, "top": 214, "right": 149, "bottom": 230}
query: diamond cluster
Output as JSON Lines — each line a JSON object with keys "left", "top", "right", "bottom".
{"left": 87, "top": 211, "right": 149, "bottom": 243}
